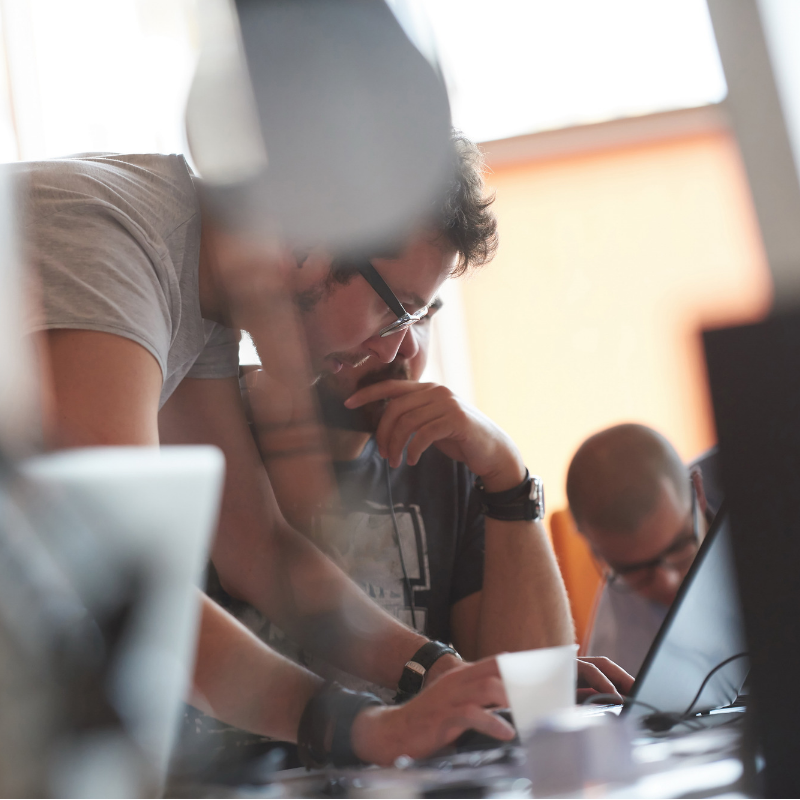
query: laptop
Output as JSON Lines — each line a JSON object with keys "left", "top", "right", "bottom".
{"left": 619, "top": 505, "right": 750, "bottom": 731}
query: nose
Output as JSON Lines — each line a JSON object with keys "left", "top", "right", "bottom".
{"left": 646, "top": 566, "right": 684, "bottom": 607}
{"left": 364, "top": 329, "right": 409, "bottom": 363}
{"left": 395, "top": 326, "right": 420, "bottom": 361}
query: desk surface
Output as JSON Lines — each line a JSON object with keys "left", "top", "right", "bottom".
{"left": 166, "top": 713, "right": 748, "bottom": 799}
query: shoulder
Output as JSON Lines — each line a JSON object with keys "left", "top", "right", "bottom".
{"left": 15, "top": 153, "right": 197, "bottom": 227}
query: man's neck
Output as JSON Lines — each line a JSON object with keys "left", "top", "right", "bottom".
{"left": 325, "top": 428, "right": 373, "bottom": 462}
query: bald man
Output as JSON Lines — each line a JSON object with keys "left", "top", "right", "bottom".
{"left": 566, "top": 424, "right": 720, "bottom": 676}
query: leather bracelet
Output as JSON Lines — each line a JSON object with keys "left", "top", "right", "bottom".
{"left": 297, "top": 682, "right": 384, "bottom": 769}
{"left": 394, "top": 641, "right": 460, "bottom": 704}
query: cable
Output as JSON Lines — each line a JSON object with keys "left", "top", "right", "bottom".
{"left": 581, "top": 694, "right": 703, "bottom": 732}
{"left": 682, "top": 652, "right": 749, "bottom": 717}
{"left": 384, "top": 458, "right": 417, "bottom": 631}
{"left": 582, "top": 654, "right": 748, "bottom": 733}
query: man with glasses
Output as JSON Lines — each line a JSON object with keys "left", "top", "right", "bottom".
{"left": 236, "top": 295, "right": 573, "bottom": 681}
{"left": 23, "top": 131, "right": 628, "bottom": 768}
{"left": 566, "top": 424, "right": 721, "bottom": 676}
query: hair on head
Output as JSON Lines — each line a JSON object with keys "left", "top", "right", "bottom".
{"left": 566, "top": 423, "right": 690, "bottom": 536}
{"left": 324, "top": 131, "right": 498, "bottom": 290}
{"left": 435, "top": 130, "right": 498, "bottom": 275}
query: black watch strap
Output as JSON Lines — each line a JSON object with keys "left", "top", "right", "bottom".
{"left": 394, "top": 641, "right": 459, "bottom": 704}
{"left": 475, "top": 469, "right": 545, "bottom": 522}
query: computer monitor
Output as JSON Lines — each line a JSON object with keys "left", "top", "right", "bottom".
{"left": 704, "top": 311, "right": 800, "bottom": 797}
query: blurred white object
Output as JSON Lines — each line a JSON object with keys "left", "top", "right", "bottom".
{"left": 187, "top": 0, "right": 268, "bottom": 186}
{"left": 0, "top": 163, "right": 40, "bottom": 454}
{"left": 187, "top": 0, "right": 452, "bottom": 252}
{"left": 525, "top": 708, "right": 637, "bottom": 796}
{"left": 20, "top": 446, "right": 225, "bottom": 795}
{"left": 707, "top": 0, "right": 800, "bottom": 308}
{"left": 497, "top": 644, "right": 577, "bottom": 740}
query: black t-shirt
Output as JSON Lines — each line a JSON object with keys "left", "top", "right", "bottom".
{"left": 205, "top": 437, "right": 485, "bottom": 690}
{"left": 320, "top": 437, "right": 485, "bottom": 643}
{"left": 175, "top": 438, "right": 486, "bottom": 772}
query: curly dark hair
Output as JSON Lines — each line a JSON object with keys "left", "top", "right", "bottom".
{"left": 325, "top": 131, "right": 498, "bottom": 289}
{"left": 435, "top": 130, "right": 498, "bottom": 275}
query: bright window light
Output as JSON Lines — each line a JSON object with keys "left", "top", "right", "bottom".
{"left": 419, "top": 0, "right": 727, "bottom": 142}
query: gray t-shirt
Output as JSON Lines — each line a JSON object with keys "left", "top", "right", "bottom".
{"left": 16, "top": 153, "right": 239, "bottom": 407}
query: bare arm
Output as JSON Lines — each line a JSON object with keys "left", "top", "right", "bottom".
{"left": 193, "top": 594, "right": 516, "bottom": 757}
{"left": 41, "top": 328, "right": 504, "bottom": 762}
{"left": 451, "top": 519, "right": 574, "bottom": 660}
{"left": 159, "top": 375, "right": 455, "bottom": 688}
{"left": 193, "top": 592, "right": 323, "bottom": 739}
{"left": 347, "top": 380, "right": 574, "bottom": 659}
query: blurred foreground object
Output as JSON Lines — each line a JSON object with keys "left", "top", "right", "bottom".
{"left": 186, "top": 0, "right": 454, "bottom": 525}
{"left": 704, "top": 317, "right": 800, "bottom": 798}
{"left": 0, "top": 448, "right": 224, "bottom": 797}
{"left": 0, "top": 154, "right": 40, "bottom": 453}
{"left": 187, "top": 0, "right": 452, "bottom": 251}
{"left": 708, "top": 0, "right": 800, "bottom": 309}
{"left": 706, "top": 1, "right": 800, "bottom": 795}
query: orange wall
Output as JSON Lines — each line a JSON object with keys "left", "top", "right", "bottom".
{"left": 461, "top": 130, "right": 772, "bottom": 512}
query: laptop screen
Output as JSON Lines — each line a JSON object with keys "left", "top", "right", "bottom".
{"left": 625, "top": 508, "right": 749, "bottom": 725}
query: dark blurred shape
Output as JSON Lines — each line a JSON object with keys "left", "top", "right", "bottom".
{"left": 704, "top": 312, "right": 800, "bottom": 798}
{"left": 0, "top": 456, "right": 151, "bottom": 797}
{"left": 188, "top": 0, "right": 452, "bottom": 252}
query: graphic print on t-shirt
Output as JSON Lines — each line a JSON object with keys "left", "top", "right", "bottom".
{"left": 314, "top": 500, "right": 431, "bottom": 633}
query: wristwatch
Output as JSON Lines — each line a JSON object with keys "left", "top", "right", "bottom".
{"left": 475, "top": 469, "right": 545, "bottom": 521}
{"left": 394, "top": 641, "right": 460, "bottom": 704}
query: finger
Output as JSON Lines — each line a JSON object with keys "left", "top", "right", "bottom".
{"left": 576, "top": 687, "right": 600, "bottom": 704}
{"left": 576, "top": 661, "right": 620, "bottom": 698}
{"left": 432, "top": 707, "right": 516, "bottom": 752}
{"left": 458, "top": 707, "right": 516, "bottom": 742}
{"left": 373, "top": 391, "right": 441, "bottom": 460}
{"left": 579, "top": 657, "right": 635, "bottom": 695}
{"left": 345, "top": 380, "right": 428, "bottom": 408}
{"left": 378, "top": 385, "right": 461, "bottom": 464}
{"left": 405, "top": 418, "right": 455, "bottom": 466}
{"left": 387, "top": 409, "right": 450, "bottom": 467}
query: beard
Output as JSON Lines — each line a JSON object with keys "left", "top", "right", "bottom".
{"left": 316, "top": 360, "right": 412, "bottom": 433}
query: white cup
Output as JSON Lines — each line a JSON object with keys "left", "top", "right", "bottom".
{"left": 497, "top": 644, "right": 578, "bottom": 740}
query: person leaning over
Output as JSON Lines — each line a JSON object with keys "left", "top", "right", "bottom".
{"left": 18, "top": 133, "right": 624, "bottom": 768}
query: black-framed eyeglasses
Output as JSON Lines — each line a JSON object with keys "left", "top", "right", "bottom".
{"left": 598, "top": 485, "right": 701, "bottom": 592}
{"left": 354, "top": 259, "right": 430, "bottom": 338}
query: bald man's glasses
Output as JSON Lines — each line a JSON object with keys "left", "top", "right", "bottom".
{"left": 601, "top": 488, "right": 701, "bottom": 593}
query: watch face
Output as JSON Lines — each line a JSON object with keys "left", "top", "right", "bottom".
{"left": 530, "top": 476, "right": 545, "bottom": 518}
